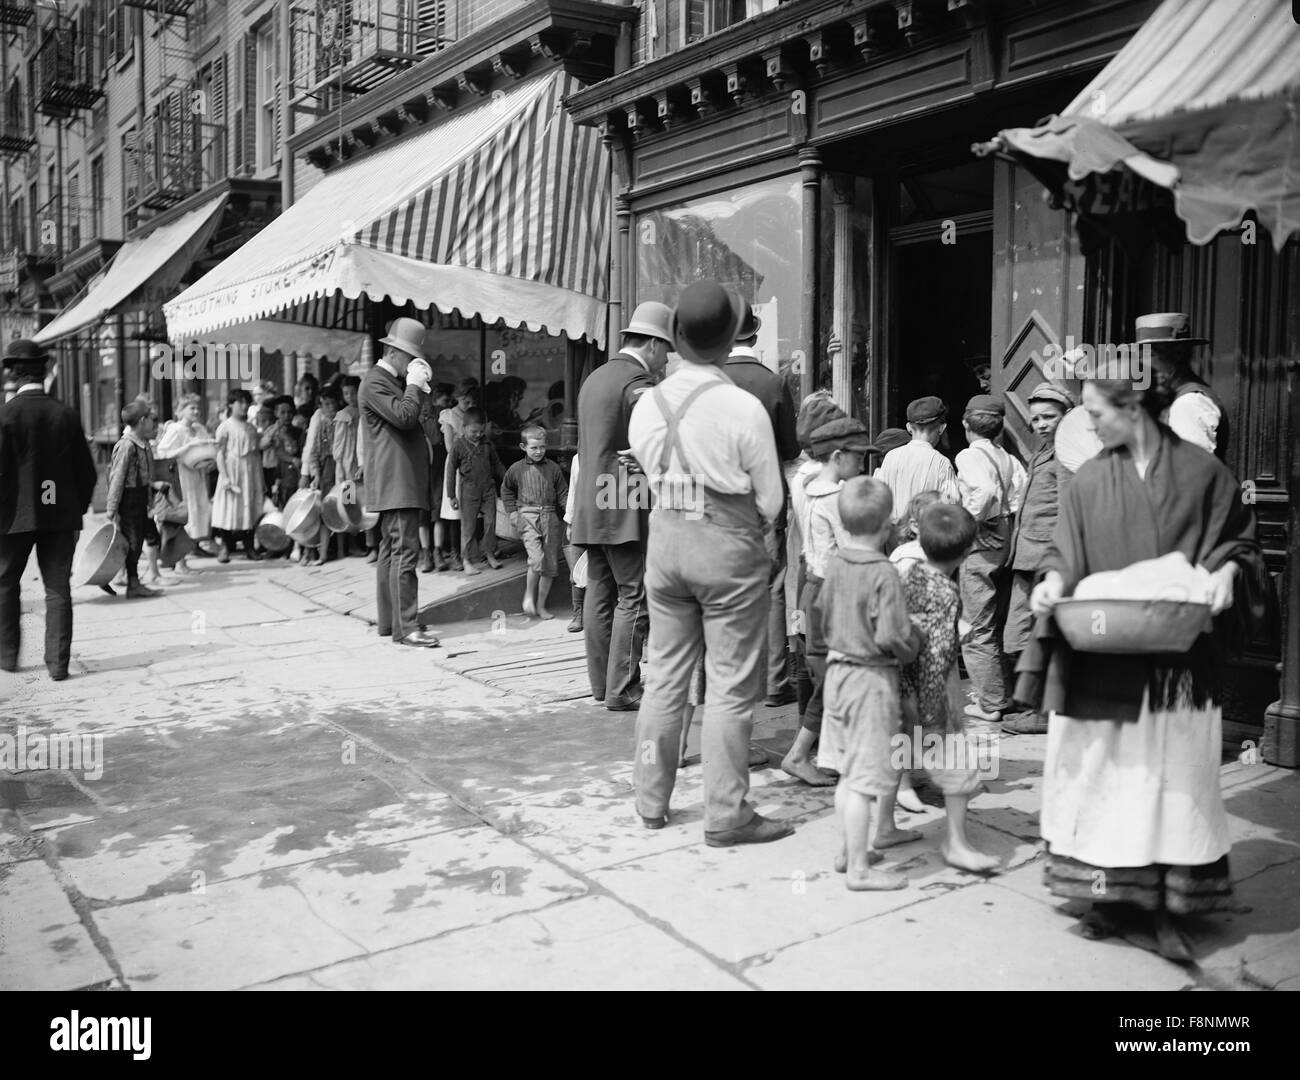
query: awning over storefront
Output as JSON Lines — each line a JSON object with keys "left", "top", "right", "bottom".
{"left": 34, "top": 193, "right": 229, "bottom": 343}
{"left": 182, "top": 318, "right": 369, "bottom": 368}
{"left": 165, "top": 70, "right": 610, "bottom": 348}
{"left": 981, "top": 0, "right": 1300, "bottom": 251}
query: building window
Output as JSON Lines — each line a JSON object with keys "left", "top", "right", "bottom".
{"left": 122, "top": 126, "right": 139, "bottom": 219}
{"left": 636, "top": 174, "right": 804, "bottom": 377}
{"left": 684, "top": 0, "right": 779, "bottom": 44}
{"left": 90, "top": 156, "right": 104, "bottom": 238}
{"left": 256, "top": 20, "right": 280, "bottom": 173}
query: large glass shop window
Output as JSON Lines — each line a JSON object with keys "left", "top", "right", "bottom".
{"left": 636, "top": 175, "right": 805, "bottom": 378}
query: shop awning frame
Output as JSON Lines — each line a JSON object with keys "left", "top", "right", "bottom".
{"left": 977, "top": 0, "right": 1300, "bottom": 252}
{"left": 33, "top": 192, "right": 229, "bottom": 343}
{"left": 165, "top": 69, "right": 610, "bottom": 348}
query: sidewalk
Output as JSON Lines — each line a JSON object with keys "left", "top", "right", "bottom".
{"left": 1, "top": 531, "right": 1297, "bottom": 990}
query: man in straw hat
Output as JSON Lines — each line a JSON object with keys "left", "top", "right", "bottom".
{"left": 570, "top": 301, "right": 673, "bottom": 711}
{"left": 0, "top": 340, "right": 97, "bottom": 681}
{"left": 1138, "top": 311, "right": 1225, "bottom": 459}
{"left": 628, "top": 282, "right": 792, "bottom": 846}
{"left": 359, "top": 317, "right": 441, "bottom": 648}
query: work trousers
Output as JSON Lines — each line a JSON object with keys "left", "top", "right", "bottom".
{"left": 0, "top": 529, "right": 76, "bottom": 678}
{"left": 633, "top": 510, "right": 768, "bottom": 832}
{"left": 582, "top": 540, "right": 648, "bottom": 707}
{"left": 376, "top": 508, "right": 422, "bottom": 642}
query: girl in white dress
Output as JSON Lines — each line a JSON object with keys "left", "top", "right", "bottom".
{"left": 155, "top": 394, "right": 216, "bottom": 565}
{"left": 211, "top": 388, "right": 265, "bottom": 562}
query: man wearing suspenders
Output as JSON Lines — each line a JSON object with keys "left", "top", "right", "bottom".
{"left": 628, "top": 283, "right": 791, "bottom": 847}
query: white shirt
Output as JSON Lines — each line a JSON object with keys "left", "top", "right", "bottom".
{"left": 955, "top": 437, "right": 1027, "bottom": 521}
{"left": 628, "top": 362, "right": 784, "bottom": 523}
{"left": 564, "top": 453, "right": 579, "bottom": 524}
{"left": 1164, "top": 391, "right": 1220, "bottom": 455}
{"left": 874, "top": 439, "right": 960, "bottom": 523}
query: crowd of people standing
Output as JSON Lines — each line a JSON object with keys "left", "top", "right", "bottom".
{"left": 0, "top": 296, "right": 1273, "bottom": 961}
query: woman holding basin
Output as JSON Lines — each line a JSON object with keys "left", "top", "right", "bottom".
{"left": 1024, "top": 375, "right": 1271, "bottom": 962}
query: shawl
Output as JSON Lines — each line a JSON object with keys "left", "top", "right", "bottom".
{"left": 1013, "top": 426, "right": 1272, "bottom": 721}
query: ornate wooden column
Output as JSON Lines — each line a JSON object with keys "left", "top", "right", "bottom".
{"left": 830, "top": 174, "right": 854, "bottom": 415}
{"left": 799, "top": 146, "right": 822, "bottom": 401}
{"left": 1263, "top": 354, "right": 1300, "bottom": 767}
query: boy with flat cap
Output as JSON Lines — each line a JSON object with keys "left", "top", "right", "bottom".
{"left": 783, "top": 416, "right": 877, "bottom": 786}
{"left": 874, "top": 396, "right": 960, "bottom": 537}
{"left": 955, "top": 393, "right": 1026, "bottom": 723}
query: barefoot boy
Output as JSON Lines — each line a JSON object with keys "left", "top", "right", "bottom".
{"left": 897, "top": 501, "right": 1000, "bottom": 874}
{"left": 502, "top": 425, "right": 568, "bottom": 618}
{"left": 820, "top": 476, "right": 924, "bottom": 890}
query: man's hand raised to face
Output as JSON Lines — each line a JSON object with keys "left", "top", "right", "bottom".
{"left": 406, "top": 359, "right": 432, "bottom": 392}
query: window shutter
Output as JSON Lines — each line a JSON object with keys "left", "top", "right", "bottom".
{"left": 211, "top": 54, "right": 226, "bottom": 125}
{"left": 68, "top": 172, "right": 80, "bottom": 249}
{"left": 243, "top": 33, "right": 256, "bottom": 174}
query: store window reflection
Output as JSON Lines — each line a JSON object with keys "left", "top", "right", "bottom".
{"left": 635, "top": 174, "right": 804, "bottom": 379}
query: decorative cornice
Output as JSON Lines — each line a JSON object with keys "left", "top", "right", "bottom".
{"left": 290, "top": 0, "right": 636, "bottom": 165}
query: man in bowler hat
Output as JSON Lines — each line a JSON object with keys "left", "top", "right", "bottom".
{"left": 570, "top": 301, "right": 673, "bottom": 710}
{"left": 359, "top": 317, "right": 441, "bottom": 648}
{"left": 0, "top": 340, "right": 98, "bottom": 680}
{"left": 628, "top": 282, "right": 791, "bottom": 846}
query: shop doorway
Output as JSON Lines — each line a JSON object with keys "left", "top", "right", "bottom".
{"left": 875, "top": 156, "right": 992, "bottom": 457}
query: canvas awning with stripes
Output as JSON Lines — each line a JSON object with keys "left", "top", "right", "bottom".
{"left": 979, "top": 0, "right": 1300, "bottom": 251}
{"left": 165, "top": 70, "right": 610, "bottom": 348}
{"left": 34, "top": 192, "right": 228, "bottom": 343}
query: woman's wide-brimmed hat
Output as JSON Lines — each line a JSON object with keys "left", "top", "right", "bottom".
{"left": 672, "top": 282, "right": 744, "bottom": 364}
{"left": 1134, "top": 312, "right": 1208, "bottom": 346}
{"left": 176, "top": 440, "right": 217, "bottom": 469}
{"left": 378, "top": 317, "right": 428, "bottom": 361}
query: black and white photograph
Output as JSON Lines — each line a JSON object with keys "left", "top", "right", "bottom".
{"left": 0, "top": 0, "right": 1297, "bottom": 1021}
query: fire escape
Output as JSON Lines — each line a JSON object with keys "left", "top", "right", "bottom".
{"left": 291, "top": 0, "right": 453, "bottom": 116}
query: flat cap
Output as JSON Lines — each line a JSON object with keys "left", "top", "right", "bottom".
{"left": 1027, "top": 382, "right": 1074, "bottom": 411}
{"left": 905, "top": 395, "right": 947, "bottom": 424}
{"left": 873, "top": 427, "right": 911, "bottom": 455}
{"left": 964, "top": 393, "right": 1005, "bottom": 416}
{"left": 809, "top": 417, "right": 877, "bottom": 457}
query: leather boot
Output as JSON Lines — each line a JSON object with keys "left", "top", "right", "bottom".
{"left": 568, "top": 586, "right": 585, "bottom": 633}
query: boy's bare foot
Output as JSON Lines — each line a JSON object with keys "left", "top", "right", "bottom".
{"left": 780, "top": 754, "right": 837, "bottom": 787}
{"left": 834, "top": 850, "right": 883, "bottom": 872}
{"left": 896, "top": 784, "right": 927, "bottom": 814}
{"left": 940, "top": 839, "right": 1001, "bottom": 874}
{"left": 463, "top": 562, "right": 481, "bottom": 575}
{"left": 537, "top": 609, "right": 555, "bottom": 620}
{"left": 846, "top": 868, "right": 908, "bottom": 891}
{"left": 872, "top": 825, "right": 922, "bottom": 849}
{"left": 522, "top": 599, "right": 537, "bottom": 617}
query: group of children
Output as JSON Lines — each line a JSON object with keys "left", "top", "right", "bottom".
{"left": 792, "top": 411, "right": 1002, "bottom": 892}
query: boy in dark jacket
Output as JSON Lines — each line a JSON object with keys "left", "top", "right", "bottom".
{"left": 446, "top": 408, "right": 505, "bottom": 574}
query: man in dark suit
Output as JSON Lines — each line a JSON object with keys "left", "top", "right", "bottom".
{"left": 570, "top": 303, "right": 672, "bottom": 711}
{"left": 0, "top": 340, "right": 98, "bottom": 681}
{"left": 359, "top": 317, "right": 440, "bottom": 648}
{"left": 725, "top": 302, "right": 801, "bottom": 708}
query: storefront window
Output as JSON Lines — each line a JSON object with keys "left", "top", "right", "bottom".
{"left": 635, "top": 174, "right": 804, "bottom": 377}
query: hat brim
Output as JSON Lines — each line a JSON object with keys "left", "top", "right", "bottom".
{"left": 378, "top": 335, "right": 426, "bottom": 361}
{"left": 1137, "top": 335, "right": 1209, "bottom": 346}
{"left": 622, "top": 323, "right": 674, "bottom": 345}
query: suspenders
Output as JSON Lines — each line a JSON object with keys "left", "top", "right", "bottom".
{"left": 652, "top": 380, "right": 727, "bottom": 476}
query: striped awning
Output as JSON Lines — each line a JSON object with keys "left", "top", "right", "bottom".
{"left": 35, "top": 193, "right": 228, "bottom": 343}
{"left": 165, "top": 70, "right": 610, "bottom": 347}
{"left": 982, "top": 0, "right": 1300, "bottom": 251}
